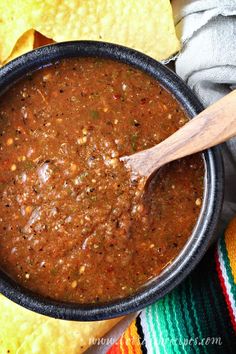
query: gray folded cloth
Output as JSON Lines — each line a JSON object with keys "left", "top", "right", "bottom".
{"left": 172, "top": 0, "right": 236, "bottom": 225}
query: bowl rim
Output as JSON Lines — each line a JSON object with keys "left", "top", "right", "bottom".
{"left": 0, "top": 41, "right": 224, "bottom": 321}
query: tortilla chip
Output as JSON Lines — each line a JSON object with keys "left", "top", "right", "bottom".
{"left": 0, "top": 0, "right": 180, "bottom": 64}
{"left": 0, "top": 295, "right": 121, "bottom": 353}
{"left": 2, "top": 29, "right": 35, "bottom": 65}
{"left": 0, "top": 0, "right": 31, "bottom": 62}
{"left": 32, "top": 0, "right": 180, "bottom": 61}
{"left": 34, "top": 31, "right": 54, "bottom": 48}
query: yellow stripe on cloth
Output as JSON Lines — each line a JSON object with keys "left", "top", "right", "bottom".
{"left": 225, "top": 217, "right": 236, "bottom": 283}
{"left": 129, "top": 320, "right": 142, "bottom": 353}
{"left": 121, "top": 320, "right": 142, "bottom": 354}
{"left": 110, "top": 319, "right": 142, "bottom": 354}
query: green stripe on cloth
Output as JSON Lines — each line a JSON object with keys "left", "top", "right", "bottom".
{"left": 145, "top": 304, "right": 159, "bottom": 353}
{"left": 179, "top": 283, "right": 198, "bottom": 354}
{"left": 183, "top": 282, "right": 201, "bottom": 343}
{"left": 188, "top": 277, "right": 208, "bottom": 354}
{"left": 197, "top": 276, "right": 219, "bottom": 339}
{"left": 163, "top": 295, "right": 179, "bottom": 353}
{"left": 140, "top": 247, "right": 236, "bottom": 354}
{"left": 169, "top": 291, "right": 188, "bottom": 354}
{"left": 153, "top": 299, "right": 170, "bottom": 353}
{"left": 186, "top": 248, "right": 235, "bottom": 353}
{"left": 150, "top": 303, "right": 163, "bottom": 353}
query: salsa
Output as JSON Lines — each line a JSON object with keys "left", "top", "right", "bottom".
{"left": 0, "top": 58, "right": 204, "bottom": 303}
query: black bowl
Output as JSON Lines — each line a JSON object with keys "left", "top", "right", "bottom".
{"left": 0, "top": 41, "right": 224, "bottom": 321}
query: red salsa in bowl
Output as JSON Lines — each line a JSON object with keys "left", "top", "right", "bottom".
{"left": 0, "top": 58, "right": 204, "bottom": 303}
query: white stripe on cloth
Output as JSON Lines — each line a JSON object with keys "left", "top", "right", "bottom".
{"left": 140, "top": 306, "right": 161, "bottom": 354}
{"left": 217, "top": 240, "right": 236, "bottom": 326}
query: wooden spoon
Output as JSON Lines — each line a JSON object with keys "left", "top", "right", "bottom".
{"left": 121, "top": 90, "right": 236, "bottom": 179}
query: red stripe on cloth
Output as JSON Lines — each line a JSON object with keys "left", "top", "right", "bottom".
{"left": 107, "top": 341, "right": 122, "bottom": 354}
{"left": 107, "top": 344, "right": 121, "bottom": 354}
{"left": 215, "top": 248, "right": 236, "bottom": 332}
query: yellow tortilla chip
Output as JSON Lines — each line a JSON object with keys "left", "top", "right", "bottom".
{"left": 0, "top": 295, "right": 121, "bottom": 353}
{"left": 0, "top": 0, "right": 179, "bottom": 64}
{"left": 0, "top": 0, "right": 31, "bottom": 62}
{"left": 32, "top": 0, "right": 180, "bottom": 60}
{"left": 3, "top": 29, "right": 35, "bottom": 65}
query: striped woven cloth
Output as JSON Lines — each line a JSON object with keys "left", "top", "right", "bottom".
{"left": 108, "top": 217, "right": 236, "bottom": 353}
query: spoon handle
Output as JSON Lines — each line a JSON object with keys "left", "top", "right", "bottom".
{"left": 123, "top": 90, "right": 236, "bottom": 177}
